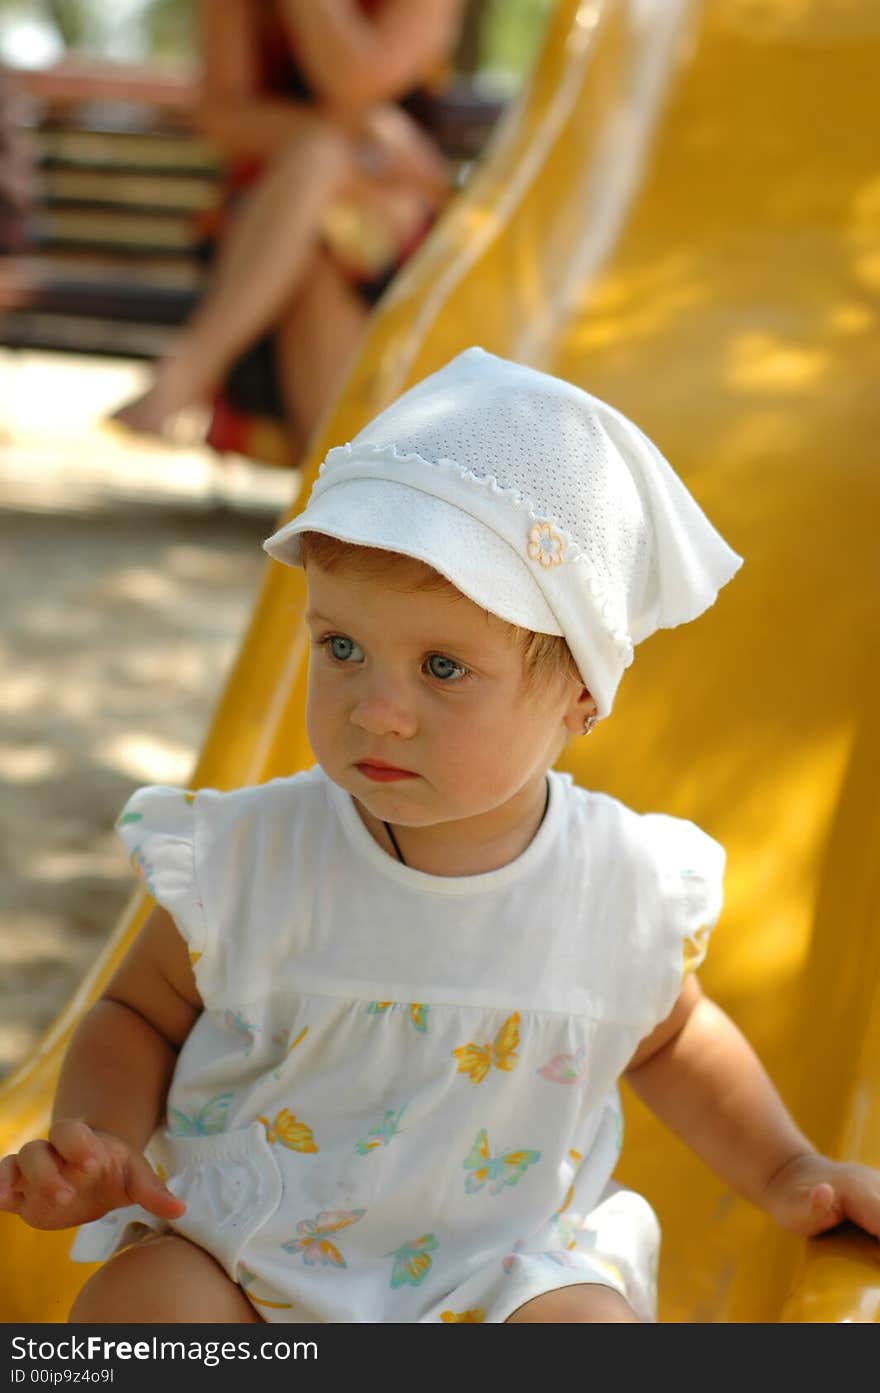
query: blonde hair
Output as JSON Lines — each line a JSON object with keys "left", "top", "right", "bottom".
{"left": 299, "top": 532, "right": 581, "bottom": 691}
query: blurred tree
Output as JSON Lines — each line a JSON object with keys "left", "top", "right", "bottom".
{"left": 480, "top": 0, "right": 553, "bottom": 85}
{"left": 0, "top": 0, "right": 193, "bottom": 60}
{"left": 42, "top": 0, "right": 92, "bottom": 48}
{"left": 0, "top": 0, "right": 551, "bottom": 83}
{"left": 451, "top": 0, "right": 553, "bottom": 85}
{"left": 1, "top": 0, "right": 549, "bottom": 76}
{"left": 143, "top": 0, "right": 194, "bottom": 61}
{"left": 455, "top": 0, "right": 489, "bottom": 77}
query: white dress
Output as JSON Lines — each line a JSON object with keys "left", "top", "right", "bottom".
{"left": 71, "top": 765, "right": 725, "bottom": 1323}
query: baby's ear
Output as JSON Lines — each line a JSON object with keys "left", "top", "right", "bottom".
{"left": 562, "top": 685, "right": 597, "bottom": 735}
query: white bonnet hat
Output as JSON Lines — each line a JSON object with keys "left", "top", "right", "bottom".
{"left": 263, "top": 347, "right": 742, "bottom": 718}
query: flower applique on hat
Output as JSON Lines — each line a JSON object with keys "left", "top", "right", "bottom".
{"left": 528, "top": 522, "right": 566, "bottom": 568}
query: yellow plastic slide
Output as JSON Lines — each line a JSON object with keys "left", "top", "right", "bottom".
{"left": 2, "top": 0, "right": 879, "bottom": 1321}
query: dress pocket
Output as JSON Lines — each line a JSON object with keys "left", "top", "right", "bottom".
{"left": 154, "top": 1121, "right": 283, "bottom": 1280}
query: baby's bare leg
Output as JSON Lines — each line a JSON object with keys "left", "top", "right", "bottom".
{"left": 506, "top": 1282, "right": 641, "bottom": 1323}
{"left": 69, "top": 1233, "right": 263, "bottom": 1324}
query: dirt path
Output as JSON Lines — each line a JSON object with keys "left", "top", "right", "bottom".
{"left": 0, "top": 350, "right": 295, "bottom": 1080}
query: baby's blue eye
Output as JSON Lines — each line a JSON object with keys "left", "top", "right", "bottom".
{"left": 426, "top": 653, "right": 467, "bottom": 682}
{"left": 327, "top": 635, "right": 363, "bottom": 663}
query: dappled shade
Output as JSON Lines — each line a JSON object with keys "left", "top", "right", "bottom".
{"left": 1, "top": 0, "right": 878, "bottom": 1322}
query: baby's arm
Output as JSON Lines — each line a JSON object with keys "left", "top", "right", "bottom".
{"left": 0, "top": 906, "right": 199, "bottom": 1231}
{"left": 624, "top": 976, "right": 880, "bottom": 1241}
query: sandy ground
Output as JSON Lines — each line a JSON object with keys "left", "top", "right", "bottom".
{"left": 0, "top": 349, "right": 295, "bottom": 1081}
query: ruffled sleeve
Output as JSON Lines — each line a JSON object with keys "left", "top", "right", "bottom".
{"left": 639, "top": 812, "right": 726, "bottom": 1019}
{"left": 115, "top": 784, "right": 211, "bottom": 983}
{"left": 588, "top": 799, "right": 727, "bottom": 1032}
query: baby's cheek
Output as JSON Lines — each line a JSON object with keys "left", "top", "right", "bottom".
{"left": 437, "top": 744, "right": 514, "bottom": 806}
{"left": 304, "top": 694, "right": 339, "bottom": 769}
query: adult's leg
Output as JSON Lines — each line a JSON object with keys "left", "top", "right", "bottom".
{"left": 274, "top": 247, "right": 371, "bottom": 449}
{"left": 69, "top": 1233, "right": 264, "bottom": 1324}
{"left": 505, "top": 1282, "right": 642, "bottom": 1323}
{"left": 112, "top": 124, "right": 356, "bottom": 437}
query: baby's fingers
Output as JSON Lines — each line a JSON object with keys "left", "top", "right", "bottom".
{"left": 809, "top": 1183, "right": 837, "bottom": 1217}
{"left": 839, "top": 1172, "right": 880, "bottom": 1241}
{"left": 14, "top": 1138, "right": 75, "bottom": 1207}
{"left": 121, "top": 1151, "right": 186, "bottom": 1221}
{"left": 47, "top": 1121, "right": 182, "bottom": 1219}
{"left": 0, "top": 1154, "right": 24, "bottom": 1212}
{"left": 47, "top": 1118, "right": 105, "bottom": 1180}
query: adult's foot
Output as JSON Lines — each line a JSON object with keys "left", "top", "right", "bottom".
{"left": 109, "top": 386, "right": 172, "bottom": 438}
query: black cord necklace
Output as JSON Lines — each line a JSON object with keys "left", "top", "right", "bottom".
{"left": 383, "top": 821, "right": 406, "bottom": 864}
{"left": 382, "top": 780, "right": 550, "bottom": 870}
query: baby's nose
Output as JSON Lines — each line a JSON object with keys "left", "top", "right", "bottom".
{"left": 350, "top": 682, "right": 417, "bottom": 739}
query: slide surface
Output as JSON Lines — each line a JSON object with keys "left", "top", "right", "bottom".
{"left": 2, "top": 0, "right": 879, "bottom": 1321}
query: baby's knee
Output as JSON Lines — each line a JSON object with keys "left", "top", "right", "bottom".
{"left": 506, "top": 1281, "right": 641, "bottom": 1324}
{"left": 68, "top": 1233, "right": 262, "bottom": 1324}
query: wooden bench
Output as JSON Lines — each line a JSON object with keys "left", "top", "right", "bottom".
{"left": 0, "top": 60, "right": 503, "bottom": 359}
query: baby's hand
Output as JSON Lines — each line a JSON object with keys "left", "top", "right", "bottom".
{"left": 764, "top": 1152, "right": 880, "bottom": 1241}
{"left": 0, "top": 1118, "right": 186, "bottom": 1231}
